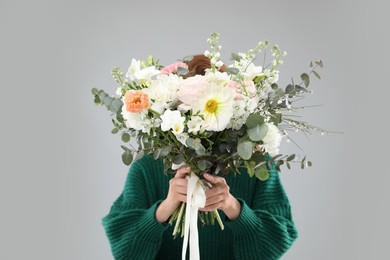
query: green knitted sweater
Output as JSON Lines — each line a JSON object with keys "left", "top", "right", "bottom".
{"left": 102, "top": 155, "right": 298, "bottom": 259}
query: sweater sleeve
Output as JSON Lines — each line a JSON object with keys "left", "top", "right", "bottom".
{"left": 224, "top": 169, "right": 298, "bottom": 259}
{"left": 101, "top": 160, "right": 168, "bottom": 260}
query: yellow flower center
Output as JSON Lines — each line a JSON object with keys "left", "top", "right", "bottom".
{"left": 205, "top": 99, "right": 218, "bottom": 113}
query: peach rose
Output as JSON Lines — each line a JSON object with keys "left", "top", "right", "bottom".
{"left": 124, "top": 90, "right": 150, "bottom": 112}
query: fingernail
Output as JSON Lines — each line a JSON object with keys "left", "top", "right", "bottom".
{"left": 204, "top": 173, "right": 209, "bottom": 178}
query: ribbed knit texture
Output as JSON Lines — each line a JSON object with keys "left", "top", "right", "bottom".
{"left": 102, "top": 155, "right": 298, "bottom": 259}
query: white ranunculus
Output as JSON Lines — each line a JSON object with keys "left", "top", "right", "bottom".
{"left": 261, "top": 123, "right": 282, "bottom": 156}
{"left": 121, "top": 105, "right": 155, "bottom": 133}
{"left": 144, "top": 74, "right": 181, "bottom": 110}
{"left": 160, "top": 109, "right": 185, "bottom": 132}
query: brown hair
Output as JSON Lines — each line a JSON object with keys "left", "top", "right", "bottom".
{"left": 183, "top": 54, "right": 227, "bottom": 78}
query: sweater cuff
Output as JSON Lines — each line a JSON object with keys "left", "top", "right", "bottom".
{"left": 136, "top": 200, "right": 169, "bottom": 242}
{"left": 224, "top": 199, "right": 262, "bottom": 239}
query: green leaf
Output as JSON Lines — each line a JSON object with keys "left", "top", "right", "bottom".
{"left": 226, "top": 67, "right": 239, "bottom": 75}
{"left": 271, "top": 83, "right": 278, "bottom": 90}
{"left": 182, "top": 55, "right": 194, "bottom": 62}
{"left": 247, "top": 124, "right": 268, "bottom": 141}
{"left": 285, "top": 84, "right": 295, "bottom": 94}
{"left": 301, "top": 73, "right": 310, "bottom": 87}
{"left": 313, "top": 70, "right": 321, "bottom": 79}
{"left": 121, "top": 151, "right": 133, "bottom": 166}
{"left": 286, "top": 161, "right": 291, "bottom": 169}
{"left": 197, "top": 160, "right": 207, "bottom": 171}
{"left": 269, "top": 113, "right": 282, "bottom": 125}
{"left": 195, "top": 145, "right": 206, "bottom": 156}
{"left": 153, "top": 149, "right": 161, "bottom": 160}
{"left": 307, "top": 161, "right": 312, "bottom": 167}
{"left": 110, "top": 99, "right": 123, "bottom": 113}
{"left": 237, "top": 141, "right": 253, "bottom": 160}
{"left": 91, "top": 88, "right": 99, "bottom": 95}
{"left": 148, "top": 55, "right": 153, "bottom": 65}
{"left": 120, "top": 145, "right": 131, "bottom": 152}
{"left": 310, "top": 61, "right": 313, "bottom": 68}
{"left": 286, "top": 154, "right": 295, "bottom": 161}
{"left": 246, "top": 114, "right": 265, "bottom": 128}
{"left": 244, "top": 161, "right": 255, "bottom": 177}
{"left": 111, "top": 128, "right": 119, "bottom": 134}
{"left": 231, "top": 52, "right": 241, "bottom": 62}
{"left": 173, "top": 154, "right": 185, "bottom": 165}
{"left": 121, "top": 133, "right": 130, "bottom": 143}
{"left": 134, "top": 150, "right": 144, "bottom": 162}
{"left": 315, "top": 60, "right": 323, "bottom": 68}
{"left": 176, "top": 67, "right": 189, "bottom": 76}
{"left": 94, "top": 96, "right": 100, "bottom": 104}
{"left": 255, "top": 165, "right": 270, "bottom": 181}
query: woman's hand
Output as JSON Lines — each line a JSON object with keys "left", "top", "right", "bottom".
{"left": 155, "top": 166, "right": 190, "bottom": 223}
{"left": 200, "top": 173, "right": 241, "bottom": 221}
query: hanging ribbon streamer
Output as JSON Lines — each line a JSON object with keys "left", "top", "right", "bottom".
{"left": 181, "top": 172, "right": 206, "bottom": 260}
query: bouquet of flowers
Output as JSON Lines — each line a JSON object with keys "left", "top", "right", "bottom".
{"left": 92, "top": 33, "right": 328, "bottom": 238}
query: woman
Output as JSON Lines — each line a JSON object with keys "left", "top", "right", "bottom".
{"left": 102, "top": 56, "right": 298, "bottom": 259}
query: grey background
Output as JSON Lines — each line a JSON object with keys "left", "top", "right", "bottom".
{"left": 1, "top": 0, "right": 389, "bottom": 259}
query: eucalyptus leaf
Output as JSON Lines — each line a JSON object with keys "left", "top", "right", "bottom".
{"left": 286, "top": 161, "right": 291, "bottom": 169}
{"left": 134, "top": 150, "right": 144, "bottom": 162}
{"left": 153, "top": 149, "right": 161, "bottom": 160}
{"left": 315, "top": 60, "right": 323, "bottom": 68}
{"left": 244, "top": 161, "right": 255, "bottom": 177}
{"left": 94, "top": 96, "right": 100, "bottom": 104}
{"left": 271, "top": 83, "right": 278, "bottom": 90}
{"left": 247, "top": 124, "right": 268, "bottom": 141}
{"left": 307, "top": 161, "right": 312, "bottom": 167}
{"left": 195, "top": 145, "right": 206, "bottom": 156}
{"left": 255, "top": 166, "right": 269, "bottom": 181}
{"left": 197, "top": 160, "right": 207, "bottom": 171}
{"left": 176, "top": 67, "right": 189, "bottom": 76}
{"left": 91, "top": 88, "right": 99, "bottom": 95}
{"left": 121, "top": 151, "right": 133, "bottom": 166}
{"left": 237, "top": 141, "right": 253, "bottom": 160}
{"left": 313, "top": 70, "right": 321, "bottom": 79}
{"left": 226, "top": 67, "right": 239, "bottom": 75}
{"left": 246, "top": 114, "right": 265, "bottom": 128}
{"left": 286, "top": 154, "right": 295, "bottom": 161}
{"left": 285, "top": 84, "right": 295, "bottom": 94}
{"left": 301, "top": 73, "right": 310, "bottom": 87}
{"left": 121, "top": 133, "right": 130, "bottom": 143}
{"left": 111, "top": 128, "right": 119, "bottom": 134}
{"left": 173, "top": 154, "right": 185, "bottom": 165}
{"left": 269, "top": 113, "right": 282, "bottom": 125}
{"left": 120, "top": 145, "right": 131, "bottom": 152}
{"left": 231, "top": 52, "right": 241, "bottom": 62}
{"left": 182, "top": 55, "right": 194, "bottom": 62}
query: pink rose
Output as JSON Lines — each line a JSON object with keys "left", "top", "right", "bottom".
{"left": 160, "top": 62, "right": 188, "bottom": 75}
{"left": 177, "top": 75, "right": 208, "bottom": 104}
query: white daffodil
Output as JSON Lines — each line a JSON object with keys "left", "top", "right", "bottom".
{"left": 192, "top": 83, "right": 235, "bottom": 131}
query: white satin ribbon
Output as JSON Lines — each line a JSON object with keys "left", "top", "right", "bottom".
{"left": 182, "top": 172, "right": 206, "bottom": 260}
